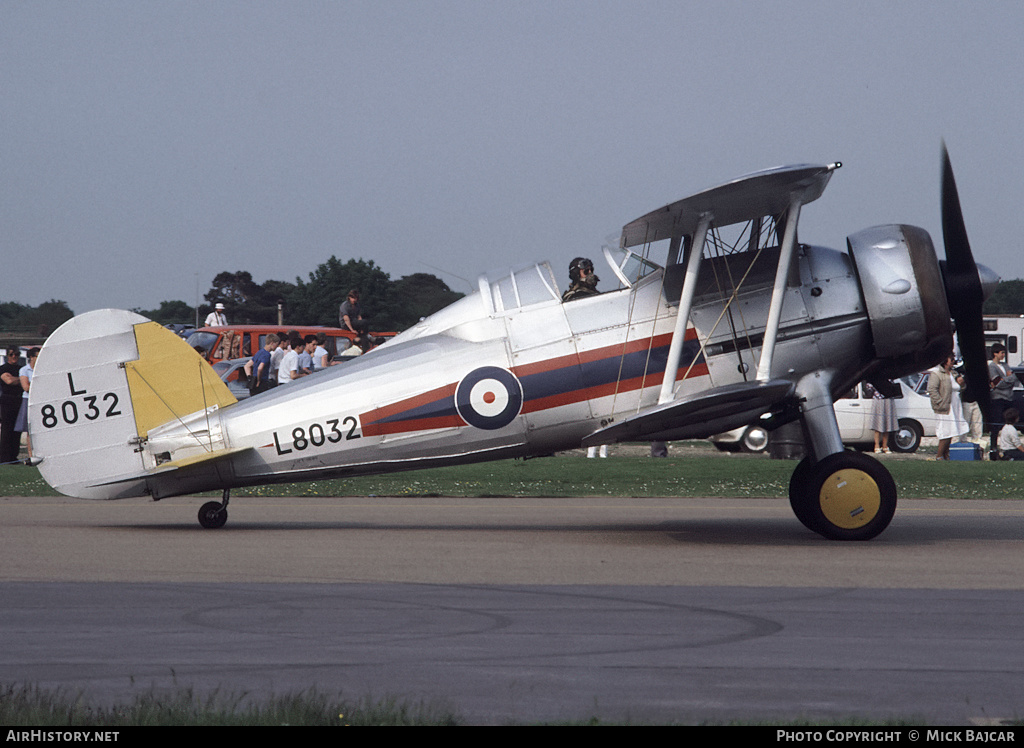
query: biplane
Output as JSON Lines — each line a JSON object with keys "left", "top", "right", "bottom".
{"left": 28, "top": 148, "right": 997, "bottom": 539}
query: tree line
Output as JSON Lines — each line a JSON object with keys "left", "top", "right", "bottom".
{"left": 7, "top": 268, "right": 1024, "bottom": 342}
{"left": 0, "top": 300, "right": 74, "bottom": 342}
{"left": 136, "top": 256, "right": 464, "bottom": 332}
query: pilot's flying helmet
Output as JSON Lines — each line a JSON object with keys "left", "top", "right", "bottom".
{"left": 569, "top": 257, "right": 595, "bottom": 284}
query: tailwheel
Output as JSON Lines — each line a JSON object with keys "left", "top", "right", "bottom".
{"left": 197, "top": 489, "right": 230, "bottom": 529}
{"left": 788, "top": 451, "right": 896, "bottom": 540}
{"left": 198, "top": 501, "right": 227, "bottom": 529}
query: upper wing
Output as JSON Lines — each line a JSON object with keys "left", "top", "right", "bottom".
{"left": 620, "top": 163, "right": 839, "bottom": 248}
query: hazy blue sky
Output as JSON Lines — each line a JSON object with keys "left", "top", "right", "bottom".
{"left": 4, "top": 1, "right": 1022, "bottom": 315}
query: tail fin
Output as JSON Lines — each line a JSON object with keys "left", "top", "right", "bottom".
{"left": 29, "top": 310, "right": 236, "bottom": 499}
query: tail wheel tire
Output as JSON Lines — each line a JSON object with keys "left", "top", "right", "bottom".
{"left": 198, "top": 501, "right": 228, "bottom": 529}
{"left": 789, "top": 451, "right": 897, "bottom": 540}
{"left": 891, "top": 419, "right": 923, "bottom": 453}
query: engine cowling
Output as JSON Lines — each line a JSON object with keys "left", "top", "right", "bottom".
{"left": 847, "top": 224, "right": 954, "bottom": 379}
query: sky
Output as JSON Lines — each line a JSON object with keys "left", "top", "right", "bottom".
{"left": 3, "top": 0, "right": 1023, "bottom": 316}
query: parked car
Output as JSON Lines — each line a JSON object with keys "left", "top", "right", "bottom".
{"left": 711, "top": 375, "right": 937, "bottom": 453}
{"left": 186, "top": 324, "right": 395, "bottom": 364}
{"left": 164, "top": 323, "right": 196, "bottom": 338}
{"left": 211, "top": 357, "right": 253, "bottom": 401}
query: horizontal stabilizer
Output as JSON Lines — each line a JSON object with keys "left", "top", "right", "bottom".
{"left": 582, "top": 379, "right": 794, "bottom": 446}
{"left": 92, "top": 445, "right": 253, "bottom": 487}
{"left": 621, "top": 163, "right": 839, "bottom": 248}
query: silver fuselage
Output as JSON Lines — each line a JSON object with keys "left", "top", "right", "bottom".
{"left": 143, "top": 246, "right": 871, "bottom": 498}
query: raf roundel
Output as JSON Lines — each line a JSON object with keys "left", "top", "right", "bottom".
{"left": 455, "top": 367, "right": 524, "bottom": 430}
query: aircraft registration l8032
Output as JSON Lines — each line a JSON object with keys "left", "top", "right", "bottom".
{"left": 29, "top": 148, "right": 997, "bottom": 540}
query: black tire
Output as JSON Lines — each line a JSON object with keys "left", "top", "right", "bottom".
{"left": 198, "top": 501, "right": 228, "bottom": 529}
{"left": 788, "top": 456, "right": 820, "bottom": 533}
{"left": 890, "top": 419, "right": 923, "bottom": 453}
{"left": 789, "top": 451, "right": 897, "bottom": 540}
{"left": 740, "top": 425, "right": 770, "bottom": 453}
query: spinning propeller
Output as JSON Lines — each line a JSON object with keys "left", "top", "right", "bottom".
{"left": 939, "top": 143, "right": 999, "bottom": 417}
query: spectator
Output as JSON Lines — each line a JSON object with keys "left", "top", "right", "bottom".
{"left": 244, "top": 334, "right": 278, "bottom": 395}
{"left": 339, "top": 290, "right": 369, "bottom": 335}
{"left": 204, "top": 303, "right": 228, "bottom": 327}
{"left": 997, "top": 408, "right": 1024, "bottom": 460}
{"left": 0, "top": 346, "right": 23, "bottom": 464}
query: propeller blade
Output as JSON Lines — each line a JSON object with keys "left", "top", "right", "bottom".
{"left": 939, "top": 144, "right": 990, "bottom": 417}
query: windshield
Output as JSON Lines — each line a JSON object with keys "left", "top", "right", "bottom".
{"left": 602, "top": 246, "right": 662, "bottom": 289}
{"left": 185, "top": 331, "right": 219, "bottom": 357}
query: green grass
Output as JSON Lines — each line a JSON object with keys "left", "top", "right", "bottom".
{"left": 0, "top": 683, "right": 945, "bottom": 726}
{"left": 0, "top": 683, "right": 460, "bottom": 726}
{"left": 3, "top": 447, "right": 1023, "bottom": 500}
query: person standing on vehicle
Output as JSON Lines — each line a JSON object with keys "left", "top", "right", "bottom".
{"left": 204, "top": 303, "right": 228, "bottom": 327}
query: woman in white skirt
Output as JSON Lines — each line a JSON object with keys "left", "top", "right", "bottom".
{"left": 928, "top": 355, "right": 968, "bottom": 460}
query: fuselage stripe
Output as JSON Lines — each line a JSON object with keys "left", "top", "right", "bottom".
{"left": 359, "top": 331, "right": 706, "bottom": 436}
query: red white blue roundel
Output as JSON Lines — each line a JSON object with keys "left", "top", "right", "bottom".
{"left": 455, "top": 366, "right": 523, "bottom": 430}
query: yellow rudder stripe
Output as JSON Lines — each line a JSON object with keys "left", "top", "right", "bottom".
{"left": 124, "top": 321, "right": 237, "bottom": 438}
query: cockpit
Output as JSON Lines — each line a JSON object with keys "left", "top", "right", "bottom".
{"left": 480, "top": 262, "right": 561, "bottom": 314}
{"left": 392, "top": 247, "right": 664, "bottom": 343}
{"left": 478, "top": 246, "right": 662, "bottom": 313}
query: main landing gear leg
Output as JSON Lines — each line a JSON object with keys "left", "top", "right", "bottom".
{"left": 788, "top": 374, "right": 897, "bottom": 541}
{"left": 198, "top": 489, "right": 230, "bottom": 529}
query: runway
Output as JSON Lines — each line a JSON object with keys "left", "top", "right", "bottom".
{"left": 2, "top": 495, "right": 1023, "bottom": 724}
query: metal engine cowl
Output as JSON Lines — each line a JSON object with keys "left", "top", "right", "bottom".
{"left": 847, "top": 224, "right": 953, "bottom": 379}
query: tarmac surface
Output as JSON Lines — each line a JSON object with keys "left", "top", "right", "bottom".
{"left": 2, "top": 493, "right": 1024, "bottom": 724}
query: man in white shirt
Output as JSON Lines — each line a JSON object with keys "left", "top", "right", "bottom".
{"left": 204, "top": 303, "right": 228, "bottom": 327}
{"left": 277, "top": 337, "right": 302, "bottom": 385}
{"left": 997, "top": 407, "right": 1024, "bottom": 460}
{"left": 269, "top": 336, "right": 287, "bottom": 382}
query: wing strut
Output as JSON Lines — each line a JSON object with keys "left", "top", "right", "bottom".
{"left": 755, "top": 196, "right": 802, "bottom": 381}
{"left": 658, "top": 213, "right": 712, "bottom": 405}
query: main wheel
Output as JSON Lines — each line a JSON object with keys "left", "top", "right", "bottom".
{"left": 198, "top": 501, "right": 228, "bottom": 529}
{"left": 789, "top": 451, "right": 897, "bottom": 540}
{"left": 891, "top": 419, "right": 923, "bottom": 453}
{"left": 788, "top": 456, "right": 819, "bottom": 532}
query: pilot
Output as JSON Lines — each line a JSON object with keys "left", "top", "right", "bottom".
{"left": 561, "top": 257, "right": 600, "bottom": 302}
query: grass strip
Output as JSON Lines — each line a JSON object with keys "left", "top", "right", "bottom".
{"left": 2, "top": 450, "right": 1022, "bottom": 500}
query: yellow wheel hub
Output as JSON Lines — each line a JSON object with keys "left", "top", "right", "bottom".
{"left": 818, "top": 468, "right": 881, "bottom": 529}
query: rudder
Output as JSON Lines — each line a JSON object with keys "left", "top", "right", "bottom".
{"left": 29, "top": 310, "right": 236, "bottom": 499}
